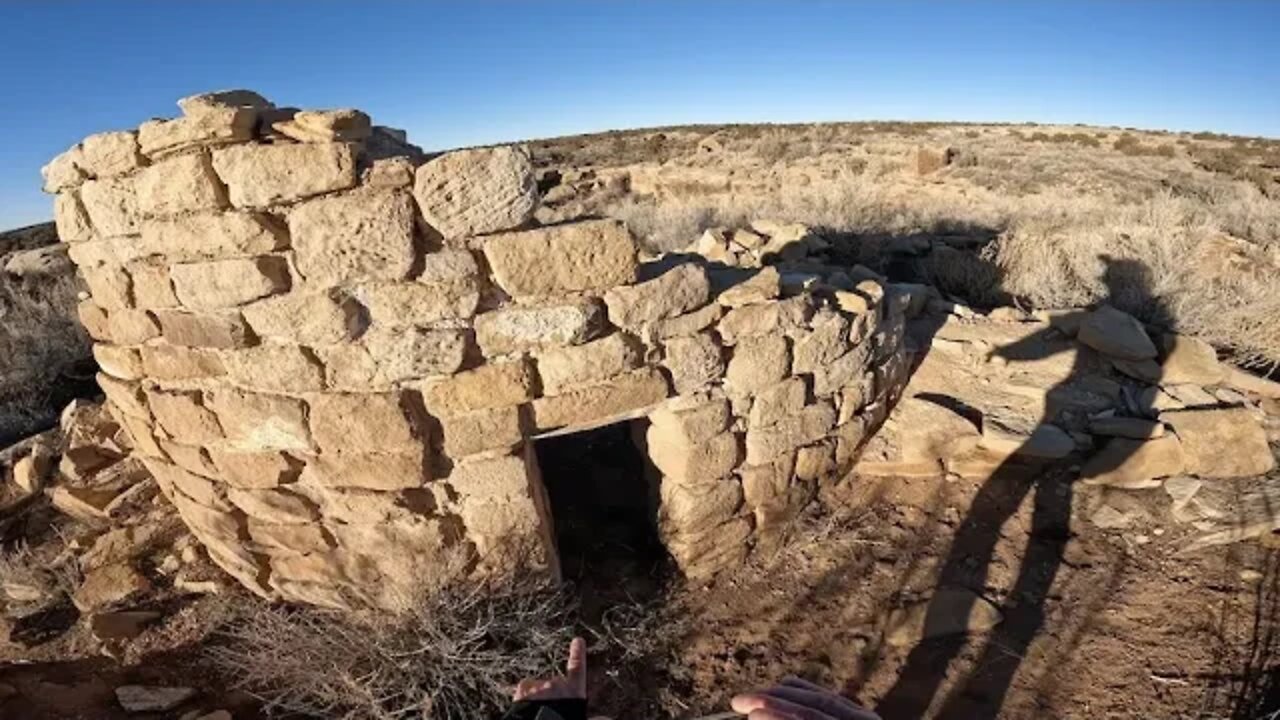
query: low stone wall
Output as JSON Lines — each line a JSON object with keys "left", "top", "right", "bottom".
{"left": 45, "top": 90, "right": 907, "bottom": 609}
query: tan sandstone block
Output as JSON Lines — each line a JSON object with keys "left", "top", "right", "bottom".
{"left": 211, "top": 142, "right": 357, "bottom": 208}
{"left": 80, "top": 131, "right": 144, "bottom": 178}
{"left": 424, "top": 359, "right": 536, "bottom": 416}
{"left": 813, "top": 343, "right": 872, "bottom": 398}
{"left": 309, "top": 392, "right": 426, "bottom": 455}
{"left": 80, "top": 264, "right": 132, "bottom": 309}
{"left": 719, "top": 296, "right": 812, "bottom": 345}
{"left": 207, "top": 449, "right": 300, "bottom": 489}
{"left": 79, "top": 177, "right": 140, "bottom": 237}
{"left": 793, "top": 309, "right": 851, "bottom": 374}
{"left": 227, "top": 487, "right": 319, "bottom": 525}
{"left": 54, "top": 191, "right": 93, "bottom": 242}
{"left": 748, "top": 377, "right": 807, "bottom": 428}
{"left": 127, "top": 262, "right": 179, "bottom": 308}
{"left": 241, "top": 289, "right": 360, "bottom": 346}
{"left": 647, "top": 427, "right": 742, "bottom": 484}
{"left": 139, "top": 211, "right": 288, "bottom": 262}
{"left": 483, "top": 219, "right": 637, "bottom": 298}
{"left": 178, "top": 89, "right": 274, "bottom": 115}
{"left": 274, "top": 109, "right": 371, "bottom": 143}
{"left": 649, "top": 303, "right": 723, "bottom": 340}
{"left": 413, "top": 145, "right": 537, "bottom": 238}
{"left": 77, "top": 301, "right": 112, "bottom": 341}
{"left": 439, "top": 405, "right": 526, "bottom": 459}
{"left": 145, "top": 389, "right": 224, "bottom": 445}
{"left": 321, "top": 328, "right": 469, "bottom": 388}
{"left": 207, "top": 390, "right": 312, "bottom": 452}
{"left": 135, "top": 152, "right": 228, "bottom": 216}
{"left": 138, "top": 108, "right": 256, "bottom": 158}
{"left": 300, "top": 452, "right": 429, "bottom": 491}
{"left": 92, "top": 344, "right": 143, "bottom": 380}
{"left": 1161, "top": 407, "right": 1275, "bottom": 478}
{"left": 745, "top": 401, "right": 836, "bottom": 465}
{"left": 139, "top": 345, "right": 225, "bottom": 381}
{"left": 42, "top": 144, "right": 87, "bottom": 192}
{"left": 247, "top": 521, "right": 332, "bottom": 556}
{"left": 665, "top": 517, "right": 751, "bottom": 579}
{"left": 288, "top": 188, "right": 415, "bottom": 285}
{"left": 662, "top": 333, "right": 724, "bottom": 395}
{"left": 357, "top": 280, "right": 480, "bottom": 327}
{"left": 536, "top": 333, "right": 642, "bottom": 395}
{"left": 106, "top": 308, "right": 160, "bottom": 345}
{"left": 144, "top": 459, "right": 231, "bottom": 511}
{"left": 112, "top": 408, "right": 164, "bottom": 458}
{"left": 795, "top": 441, "right": 837, "bottom": 483}
{"left": 170, "top": 256, "right": 291, "bottom": 309}
{"left": 725, "top": 335, "right": 790, "bottom": 396}
{"left": 222, "top": 344, "right": 324, "bottom": 393}
{"left": 152, "top": 309, "right": 254, "bottom": 348}
{"left": 649, "top": 395, "right": 731, "bottom": 445}
{"left": 159, "top": 439, "right": 219, "bottom": 478}
{"left": 531, "top": 368, "right": 670, "bottom": 431}
{"left": 475, "top": 299, "right": 606, "bottom": 357}
{"left": 740, "top": 453, "right": 796, "bottom": 509}
{"left": 660, "top": 478, "right": 743, "bottom": 530}
{"left": 604, "top": 263, "right": 710, "bottom": 331}
{"left": 97, "top": 373, "right": 148, "bottom": 419}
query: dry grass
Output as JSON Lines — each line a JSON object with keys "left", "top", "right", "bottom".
{"left": 0, "top": 539, "right": 81, "bottom": 617}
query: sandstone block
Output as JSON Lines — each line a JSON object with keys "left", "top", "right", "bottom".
{"left": 418, "top": 249, "right": 482, "bottom": 284}
{"left": 145, "top": 459, "right": 232, "bottom": 511}
{"left": 300, "top": 452, "right": 429, "bottom": 490}
{"left": 226, "top": 487, "right": 319, "bottom": 525}
{"left": 813, "top": 343, "right": 872, "bottom": 398}
{"left": 662, "top": 333, "right": 724, "bottom": 394}
{"left": 208, "top": 390, "right": 312, "bottom": 452}
{"left": 139, "top": 345, "right": 225, "bottom": 380}
{"left": 483, "top": 219, "right": 637, "bottom": 297}
{"left": 152, "top": 309, "right": 255, "bottom": 348}
{"left": 475, "top": 299, "right": 606, "bottom": 357}
{"left": 139, "top": 211, "right": 288, "bottom": 261}
{"left": 439, "top": 405, "right": 526, "bottom": 459}
{"left": 77, "top": 301, "right": 112, "bottom": 341}
{"left": 445, "top": 452, "right": 534, "bottom": 500}
{"left": 1081, "top": 435, "right": 1185, "bottom": 488}
{"left": 978, "top": 420, "right": 1075, "bottom": 460}
{"left": 741, "top": 454, "right": 796, "bottom": 509}
{"left": 537, "top": 333, "right": 643, "bottom": 395}
{"left": 1162, "top": 407, "right": 1274, "bottom": 478}
{"left": 135, "top": 152, "right": 228, "bottom": 216}
{"left": 178, "top": 89, "right": 274, "bottom": 115}
{"left": 241, "top": 289, "right": 360, "bottom": 346}
{"left": 793, "top": 309, "right": 851, "bottom": 374}
{"left": 1089, "top": 416, "right": 1165, "bottom": 439}
{"left": 170, "top": 256, "right": 291, "bottom": 309}
{"left": 665, "top": 517, "right": 751, "bottom": 580}
{"left": 222, "top": 344, "right": 324, "bottom": 393}
{"left": 128, "top": 262, "right": 179, "bottom": 308}
{"left": 247, "top": 521, "right": 332, "bottom": 556}
{"left": 79, "top": 131, "right": 144, "bottom": 178}
{"left": 98, "top": 373, "right": 149, "bottom": 420}
{"left": 531, "top": 368, "right": 670, "bottom": 431}
{"left": 717, "top": 266, "right": 781, "bottom": 307}
{"left": 660, "top": 478, "right": 743, "bottom": 530}
{"left": 145, "top": 389, "right": 224, "bottom": 445}
{"left": 273, "top": 108, "right": 371, "bottom": 143}
{"left": 648, "top": 303, "right": 722, "bottom": 340}
{"left": 207, "top": 449, "right": 300, "bottom": 489}
{"left": 309, "top": 392, "right": 426, "bottom": 455}
{"left": 745, "top": 401, "right": 836, "bottom": 465}
{"left": 80, "top": 264, "right": 133, "bottom": 309}
{"left": 719, "top": 295, "right": 812, "bottom": 344}
{"left": 322, "top": 328, "right": 469, "bottom": 388}
{"left": 413, "top": 145, "right": 537, "bottom": 238}
{"left": 54, "top": 191, "right": 93, "bottom": 242}
{"left": 358, "top": 280, "right": 480, "bottom": 327}
{"left": 424, "top": 359, "right": 537, "bottom": 416}
{"left": 725, "top": 335, "right": 790, "bottom": 396}
{"left": 289, "top": 188, "right": 415, "bottom": 285}
{"left": 138, "top": 108, "right": 256, "bottom": 158}
{"left": 647, "top": 427, "right": 742, "bottom": 484}
{"left": 73, "top": 563, "right": 151, "bottom": 613}
{"left": 1078, "top": 305, "right": 1157, "bottom": 360}
{"left": 604, "top": 263, "right": 710, "bottom": 331}
{"left": 108, "top": 308, "right": 162, "bottom": 345}
{"left": 1158, "top": 334, "right": 1225, "bottom": 385}
{"left": 212, "top": 142, "right": 357, "bottom": 208}
{"left": 833, "top": 416, "right": 870, "bottom": 468}
{"left": 92, "top": 344, "right": 143, "bottom": 380}
{"left": 748, "top": 377, "right": 806, "bottom": 428}
{"left": 159, "top": 439, "right": 219, "bottom": 478}
{"left": 42, "top": 144, "right": 86, "bottom": 192}
{"left": 648, "top": 395, "right": 731, "bottom": 445}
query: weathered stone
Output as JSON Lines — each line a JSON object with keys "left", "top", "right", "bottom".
{"left": 978, "top": 420, "right": 1075, "bottom": 459}
{"left": 146, "top": 389, "right": 224, "bottom": 445}
{"left": 160, "top": 440, "right": 219, "bottom": 478}
{"left": 1159, "top": 334, "right": 1225, "bottom": 385}
{"left": 795, "top": 441, "right": 837, "bottom": 482}
{"left": 54, "top": 190, "right": 93, "bottom": 242}
{"left": 1162, "top": 407, "right": 1275, "bottom": 478}
{"left": 484, "top": 219, "right": 637, "bottom": 297}
{"left": 42, "top": 144, "right": 86, "bottom": 192}
{"left": 424, "top": 359, "right": 537, "bottom": 416}
{"left": 813, "top": 343, "right": 872, "bottom": 398}
{"left": 93, "top": 344, "right": 143, "bottom": 380}
{"left": 660, "top": 478, "right": 742, "bottom": 529}
{"left": 147, "top": 459, "right": 232, "bottom": 509}
{"left": 300, "top": 452, "right": 429, "bottom": 490}
{"left": 79, "top": 177, "right": 140, "bottom": 237}
{"left": 1089, "top": 416, "right": 1165, "bottom": 439}
{"left": 289, "top": 188, "right": 415, "bottom": 285}
{"left": 96, "top": 304, "right": 155, "bottom": 344}
{"left": 740, "top": 454, "right": 796, "bottom": 509}
{"left": 885, "top": 588, "right": 1002, "bottom": 647}
{"left": 1081, "top": 436, "right": 1186, "bottom": 488}
{"left": 222, "top": 344, "right": 324, "bottom": 393}
{"left": 475, "top": 299, "right": 606, "bottom": 357}
{"left": 531, "top": 368, "right": 670, "bottom": 430}
{"left": 152, "top": 309, "right": 254, "bottom": 348}
{"left": 170, "top": 256, "right": 291, "bottom": 309}
{"left": 139, "top": 345, "right": 225, "bottom": 380}
{"left": 717, "top": 266, "right": 781, "bottom": 307}
{"left": 665, "top": 517, "right": 751, "bottom": 579}
{"left": 647, "top": 426, "right": 741, "bottom": 484}
{"left": 538, "top": 333, "right": 643, "bottom": 395}
{"left": 80, "top": 264, "right": 132, "bottom": 309}
{"left": 358, "top": 279, "right": 481, "bottom": 327}
{"left": 364, "top": 156, "right": 416, "bottom": 188}
{"left": 207, "top": 449, "right": 300, "bottom": 489}
{"left": 97, "top": 373, "right": 148, "bottom": 419}
{"left": 139, "top": 211, "right": 288, "bottom": 261}
{"left": 246, "top": 521, "right": 332, "bottom": 555}
{"left": 1111, "top": 358, "right": 1162, "bottom": 383}
{"left": 90, "top": 610, "right": 161, "bottom": 641}
{"left": 413, "top": 145, "right": 537, "bottom": 237}
{"left": 78, "top": 300, "right": 113, "bottom": 341}
{"left": 439, "top": 405, "right": 525, "bottom": 459}
{"left": 128, "top": 262, "right": 179, "bottom": 308}
{"left": 649, "top": 395, "right": 731, "bottom": 445}
{"left": 207, "top": 390, "right": 312, "bottom": 452}
{"left": 719, "top": 296, "right": 812, "bottom": 344}
{"left": 73, "top": 563, "right": 151, "bottom": 612}
{"left": 323, "top": 327, "right": 468, "bottom": 388}
{"left": 212, "top": 142, "right": 357, "bottom": 208}
{"left": 604, "top": 264, "right": 710, "bottom": 330}
{"left": 274, "top": 108, "right": 371, "bottom": 143}
{"left": 139, "top": 108, "right": 256, "bottom": 158}
{"left": 748, "top": 377, "right": 806, "bottom": 428}
{"left": 112, "top": 410, "right": 165, "bottom": 457}
{"left": 662, "top": 333, "right": 724, "bottom": 394}
{"left": 178, "top": 89, "right": 273, "bottom": 115}
{"left": 1077, "top": 305, "right": 1157, "bottom": 360}
{"left": 648, "top": 303, "right": 723, "bottom": 340}
{"left": 227, "top": 487, "right": 318, "bottom": 524}
{"left": 745, "top": 401, "right": 836, "bottom": 465}
{"left": 309, "top": 392, "right": 426, "bottom": 455}
{"left": 725, "top": 335, "right": 790, "bottom": 396}
{"left": 241, "top": 289, "right": 360, "bottom": 346}
{"left": 793, "top": 309, "right": 851, "bottom": 374}
{"left": 49, "top": 485, "right": 118, "bottom": 521}
{"left": 114, "top": 685, "right": 195, "bottom": 713}
{"left": 135, "top": 152, "right": 228, "bottom": 216}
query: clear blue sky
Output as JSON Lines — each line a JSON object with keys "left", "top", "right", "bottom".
{"left": 1, "top": 1, "right": 1277, "bottom": 230}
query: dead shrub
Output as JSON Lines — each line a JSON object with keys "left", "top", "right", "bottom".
{"left": 208, "top": 574, "right": 577, "bottom": 720}
{"left": 0, "top": 540, "right": 81, "bottom": 616}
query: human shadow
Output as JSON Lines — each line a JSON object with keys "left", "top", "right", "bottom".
{"left": 876, "top": 256, "right": 1168, "bottom": 720}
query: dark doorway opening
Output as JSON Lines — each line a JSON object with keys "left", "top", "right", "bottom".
{"left": 533, "top": 420, "right": 669, "bottom": 612}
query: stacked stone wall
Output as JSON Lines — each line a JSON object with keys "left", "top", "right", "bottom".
{"left": 45, "top": 90, "right": 908, "bottom": 609}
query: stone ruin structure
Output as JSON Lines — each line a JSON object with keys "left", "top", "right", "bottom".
{"left": 43, "top": 90, "right": 908, "bottom": 610}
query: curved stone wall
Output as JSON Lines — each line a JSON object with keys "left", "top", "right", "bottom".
{"left": 45, "top": 90, "right": 907, "bottom": 609}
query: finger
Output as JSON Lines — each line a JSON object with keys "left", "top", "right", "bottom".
{"left": 566, "top": 636, "right": 587, "bottom": 697}
{"left": 762, "top": 686, "right": 875, "bottom": 720}
{"left": 747, "top": 710, "right": 802, "bottom": 720}
{"left": 513, "top": 678, "right": 538, "bottom": 700}
{"left": 732, "top": 692, "right": 833, "bottom": 720}
{"left": 523, "top": 680, "right": 557, "bottom": 700}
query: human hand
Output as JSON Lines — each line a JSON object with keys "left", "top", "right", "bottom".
{"left": 513, "top": 637, "right": 588, "bottom": 701}
{"left": 730, "top": 677, "right": 880, "bottom": 720}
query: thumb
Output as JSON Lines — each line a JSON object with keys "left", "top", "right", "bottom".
{"left": 566, "top": 636, "right": 587, "bottom": 697}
